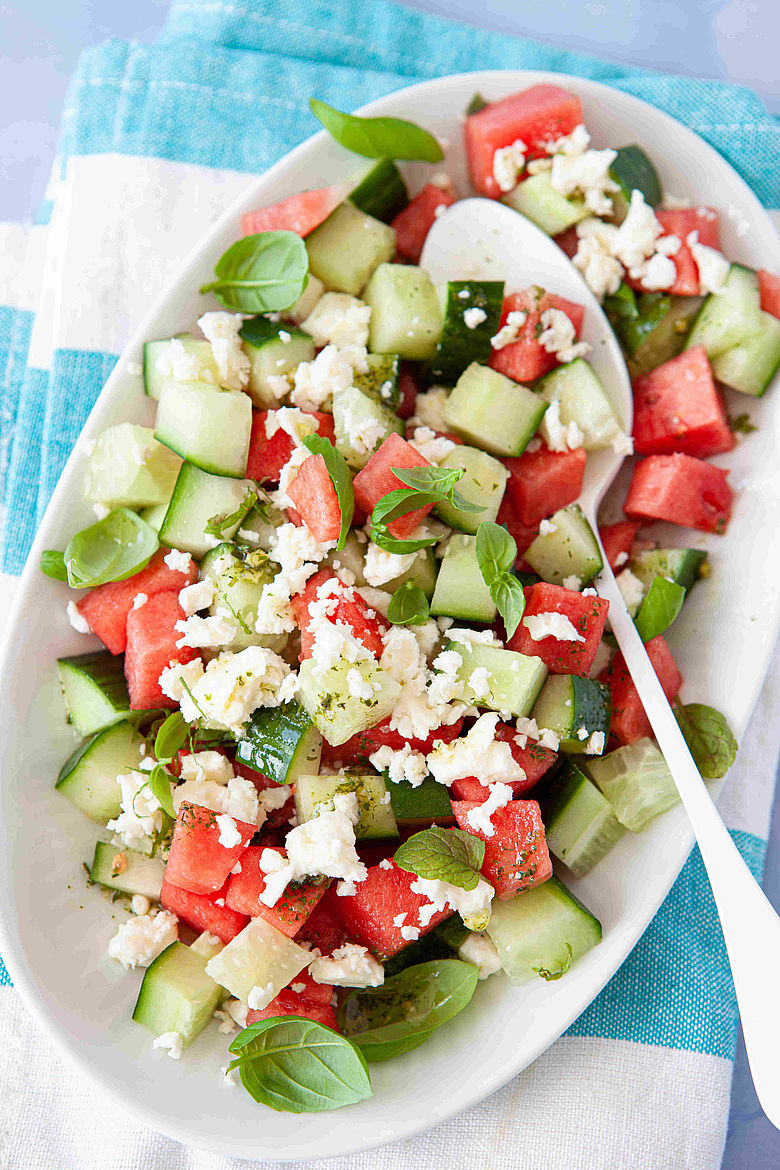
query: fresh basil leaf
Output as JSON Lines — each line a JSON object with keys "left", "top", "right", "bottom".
{"left": 40, "top": 549, "right": 68, "bottom": 581}
{"left": 603, "top": 281, "right": 638, "bottom": 323}
{"left": 144, "top": 764, "right": 175, "bottom": 819}
{"left": 228, "top": 1016, "right": 372, "bottom": 1112}
{"left": 302, "top": 434, "right": 354, "bottom": 550}
{"left": 392, "top": 465, "right": 483, "bottom": 514}
{"left": 674, "top": 702, "right": 738, "bottom": 779}
{"left": 310, "top": 98, "right": 443, "bottom": 163}
{"left": 63, "top": 508, "right": 158, "bottom": 589}
{"left": 490, "top": 574, "right": 526, "bottom": 640}
{"left": 394, "top": 825, "right": 485, "bottom": 891}
{"left": 200, "top": 231, "right": 309, "bottom": 313}
{"left": 475, "top": 521, "right": 516, "bottom": 584}
{"left": 370, "top": 466, "right": 484, "bottom": 553}
{"left": 387, "top": 582, "right": 430, "bottom": 626}
{"left": 369, "top": 525, "right": 439, "bottom": 555}
{"left": 634, "top": 576, "right": 685, "bottom": 642}
{"left": 205, "top": 488, "right": 258, "bottom": 539}
{"left": 154, "top": 711, "right": 189, "bottom": 763}
{"left": 338, "top": 959, "right": 479, "bottom": 1062}
{"left": 372, "top": 487, "right": 440, "bottom": 530}
{"left": 466, "top": 92, "right": 488, "bottom": 115}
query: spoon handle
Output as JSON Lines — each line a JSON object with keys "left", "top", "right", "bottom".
{"left": 597, "top": 565, "right": 780, "bottom": 1130}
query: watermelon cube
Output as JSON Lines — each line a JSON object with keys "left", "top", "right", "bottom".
{"left": 225, "top": 845, "right": 329, "bottom": 937}
{"left": 165, "top": 801, "right": 255, "bottom": 896}
{"left": 391, "top": 181, "right": 456, "bottom": 263}
{"left": 397, "top": 364, "right": 419, "bottom": 420}
{"left": 504, "top": 444, "right": 587, "bottom": 525}
{"left": 759, "top": 269, "right": 780, "bottom": 320}
{"left": 246, "top": 989, "right": 338, "bottom": 1031}
{"left": 654, "top": 207, "right": 720, "bottom": 296}
{"left": 599, "top": 634, "right": 683, "bottom": 745}
{"left": 632, "top": 346, "right": 734, "bottom": 459}
{"left": 245, "top": 409, "right": 334, "bottom": 484}
{"left": 160, "top": 876, "right": 249, "bottom": 944}
{"left": 291, "top": 569, "right": 388, "bottom": 661}
{"left": 448, "top": 723, "right": 556, "bottom": 801}
{"left": 241, "top": 184, "right": 349, "bottom": 238}
{"left": 507, "top": 582, "right": 609, "bottom": 675}
{"left": 295, "top": 886, "right": 351, "bottom": 955}
{"left": 489, "top": 289, "right": 585, "bottom": 383}
{"left": 124, "top": 590, "right": 198, "bottom": 709}
{"left": 599, "top": 521, "right": 640, "bottom": 571}
{"left": 496, "top": 493, "right": 539, "bottom": 568}
{"left": 451, "top": 798, "right": 553, "bottom": 898}
{"left": 465, "top": 84, "right": 584, "bottom": 199}
{"left": 75, "top": 547, "right": 197, "bottom": 655}
{"left": 624, "top": 453, "right": 733, "bottom": 534}
{"left": 352, "top": 433, "right": 434, "bottom": 539}
{"left": 336, "top": 861, "right": 451, "bottom": 960}
{"left": 287, "top": 452, "right": 342, "bottom": 543}
{"left": 320, "top": 716, "right": 464, "bottom": 767}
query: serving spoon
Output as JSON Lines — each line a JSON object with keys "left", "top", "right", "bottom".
{"left": 421, "top": 198, "right": 780, "bottom": 1130}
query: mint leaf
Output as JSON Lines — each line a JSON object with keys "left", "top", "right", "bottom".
{"left": 310, "top": 98, "right": 443, "bottom": 163}
{"left": 145, "top": 764, "right": 175, "bottom": 819}
{"left": 205, "top": 488, "right": 258, "bottom": 539}
{"left": 40, "top": 549, "right": 68, "bottom": 581}
{"left": 475, "top": 521, "right": 525, "bottom": 638}
{"left": 674, "top": 702, "right": 738, "bottom": 779}
{"left": 63, "top": 508, "right": 158, "bottom": 589}
{"left": 200, "top": 231, "right": 309, "bottom": 313}
{"left": 634, "top": 576, "right": 685, "bottom": 642}
{"left": 387, "top": 582, "right": 430, "bottom": 626}
{"left": 154, "top": 711, "right": 189, "bottom": 763}
{"left": 394, "top": 825, "right": 485, "bottom": 891}
{"left": 302, "top": 434, "right": 354, "bottom": 550}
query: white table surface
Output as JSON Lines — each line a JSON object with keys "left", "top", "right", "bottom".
{"left": 1, "top": 1, "right": 778, "bottom": 1166}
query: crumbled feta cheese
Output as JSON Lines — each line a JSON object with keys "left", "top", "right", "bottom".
{"left": 458, "top": 932, "right": 502, "bottom": 979}
{"left": 468, "top": 666, "right": 492, "bottom": 702}
{"left": 538, "top": 518, "right": 558, "bottom": 537}
{"left": 216, "top": 814, "right": 242, "bottom": 849}
{"left": 131, "top": 895, "right": 151, "bottom": 916}
{"left": 164, "top": 550, "right": 192, "bottom": 573}
{"left": 612, "top": 190, "right": 663, "bottom": 271}
{"left": 309, "top": 943, "right": 384, "bottom": 987}
{"left": 410, "top": 875, "right": 494, "bottom": 931}
{"left": 576, "top": 726, "right": 589, "bottom": 741}
{"left": 585, "top": 731, "right": 606, "bottom": 755}
{"left": 427, "top": 713, "right": 526, "bottom": 786}
{"left": 538, "top": 307, "right": 591, "bottom": 363}
{"left": 614, "top": 551, "right": 629, "bottom": 568}
{"left": 92, "top": 502, "right": 111, "bottom": 520}
{"left": 523, "top": 612, "right": 585, "bottom": 642}
{"left": 346, "top": 667, "right": 377, "bottom": 701}
{"left": 540, "top": 398, "right": 584, "bottom": 452}
{"left": 173, "top": 776, "right": 261, "bottom": 826}
{"left": 463, "top": 306, "right": 487, "bottom": 330}
{"left": 687, "top": 231, "right": 730, "bottom": 294}
{"left": 400, "top": 924, "right": 421, "bottom": 941}
{"left": 175, "top": 613, "right": 238, "bottom": 649}
{"left": 258, "top": 784, "right": 292, "bottom": 815}
{"left": 197, "top": 311, "right": 250, "bottom": 391}
{"left": 302, "top": 293, "right": 371, "bottom": 349}
{"left": 562, "top": 574, "right": 582, "bottom": 592}
{"left": 254, "top": 522, "right": 334, "bottom": 636}
{"left": 339, "top": 406, "right": 387, "bottom": 460}
{"left": 538, "top": 728, "right": 560, "bottom": 751}
{"left": 354, "top": 585, "right": 392, "bottom": 618}
{"left": 573, "top": 218, "right": 624, "bottom": 300}
{"left": 381, "top": 627, "right": 469, "bottom": 742}
{"left": 290, "top": 343, "right": 367, "bottom": 411}
{"left": 264, "top": 406, "right": 319, "bottom": 447}
{"left": 447, "top": 627, "right": 502, "bottom": 648}
{"left": 550, "top": 142, "right": 618, "bottom": 215}
{"left": 213, "top": 1008, "right": 238, "bottom": 1034}
{"left": 465, "top": 782, "right": 513, "bottom": 837}
{"left": 407, "top": 425, "right": 455, "bottom": 465}
{"left": 370, "top": 743, "right": 429, "bottom": 788}
{"left": 615, "top": 568, "right": 646, "bottom": 613}
{"left": 162, "top": 646, "right": 294, "bottom": 735}
{"left": 490, "top": 310, "right": 527, "bottom": 350}
{"left": 108, "top": 910, "right": 178, "bottom": 970}
{"left": 248, "top": 982, "right": 277, "bottom": 1011}
{"left": 256, "top": 794, "right": 366, "bottom": 906}
{"left": 66, "top": 601, "right": 91, "bottom": 634}
{"left": 363, "top": 540, "right": 418, "bottom": 587}
{"left": 634, "top": 251, "right": 677, "bottom": 291}
{"left": 226, "top": 999, "right": 249, "bottom": 1029}
{"left": 179, "top": 751, "right": 234, "bottom": 785}
{"left": 152, "top": 1031, "right": 183, "bottom": 1060}
{"left": 545, "top": 123, "right": 591, "bottom": 158}
{"left": 106, "top": 769, "right": 171, "bottom": 848}
{"left": 379, "top": 858, "right": 393, "bottom": 871}
{"left": 409, "top": 387, "right": 450, "bottom": 432}
{"left": 177, "top": 578, "right": 214, "bottom": 617}
{"left": 154, "top": 338, "right": 208, "bottom": 383}
{"left": 612, "top": 430, "right": 634, "bottom": 456}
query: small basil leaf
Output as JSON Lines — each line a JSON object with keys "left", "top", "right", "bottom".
{"left": 387, "top": 582, "right": 430, "bottom": 626}
{"left": 466, "top": 93, "right": 488, "bottom": 115}
{"left": 154, "top": 711, "right": 189, "bottom": 763}
{"left": 634, "top": 576, "right": 685, "bottom": 642}
{"left": 205, "top": 488, "right": 258, "bottom": 539}
{"left": 490, "top": 574, "right": 526, "bottom": 640}
{"left": 674, "top": 702, "right": 738, "bottom": 780}
{"left": 310, "top": 98, "right": 443, "bottom": 163}
{"left": 228, "top": 1016, "right": 372, "bottom": 1112}
{"left": 63, "top": 509, "right": 158, "bottom": 589}
{"left": 40, "top": 550, "right": 68, "bottom": 581}
{"left": 200, "top": 231, "right": 309, "bottom": 313}
{"left": 369, "top": 525, "right": 439, "bottom": 555}
{"left": 145, "top": 764, "right": 175, "bottom": 819}
{"left": 394, "top": 825, "right": 485, "bottom": 891}
{"left": 339, "top": 959, "right": 479, "bottom": 1062}
{"left": 475, "top": 521, "right": 516, "bottom": 584}
{"left": 302, "top": 434, "right": 355, "bottom": 550}
{"left": 392, "top": 465, "right": 464, "bottom": 495}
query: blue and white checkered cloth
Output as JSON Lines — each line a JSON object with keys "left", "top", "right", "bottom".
{"left": 0, "top": 2, "right": 778, "bottom": 1166}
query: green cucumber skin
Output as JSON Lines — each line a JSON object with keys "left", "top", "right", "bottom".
{"left": 349, "top": 159, "right": 409, "bottom": 223}
{"left": 629, "top": 547, "right": 708, "bottom": 594}
{"left": 532, "top": 674, "right": 611, "bottom": 753}
{"left": 90, "top": 841, "right": 165, "bottom": 899}
{"left": 57, "top": 651, "right": 131, "bottom": 737}
{"left": 541, "top": 763, "right": 626, "bottom": 878}
{"left": 388, "top": 775, "right": 455, "bottom": 825}
{"left": 426, "top": 281, "right": 505, "bottom": 386}
{"left": 56, "top": 720, "right": 145, "bottom": 824}
{"left": 236, "top": 701, "right": 321, "bottom": 786}
{"left": 132, "top": 941, "right": 222, "bottom": 1045}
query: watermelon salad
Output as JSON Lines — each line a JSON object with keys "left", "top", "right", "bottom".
{"left": 45, "top": 83, "right": 771, "bottom": 1111}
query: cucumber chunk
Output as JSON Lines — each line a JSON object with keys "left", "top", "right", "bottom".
{"left": 612, "top": 292, "right": 702, "bottom": 376}
{"left": 710, "top": 309, "right": 780, "bottom": 397}
{"left": 585, "top": 737, "right": 680, "bottom": 831}
{"left": 144, "top": 337, "right": 221, "bottom": 401}
{"left": 443, "top": 362, "right": 547, "bottom": 457}
{"left": 430, "top": 534, "right": 496, "bottom": 623}
{"left": 133, "top": 941, "right": 222, "bottom": 1047}
{"left": 541, "top": 762, "right": 626, "bottom": 877}
{"left": 236, "top": 701, "right": 323, "bottom": 786}
{"left": 354, "top": 353, "right": 401, "bottom": 410}
{"left": 486, "top": 876, "right": 602, "bottom": 985}
{"left": 537, "top": 359, "right": 623, "bottom": 450}
{"left": 90, "top": 840, "right": 165, "bottom": 899}
{"left": 306, "top": 202, "right": 396, "bottom": 296}
{"left": 159, "top": 464, "right": 257, "bottom": 558}
{"left": 56, "top": 720, "right": 145, "bottom": 823}
{"left": 685, "top": 264, "right": 763, "bottom": 359}
{"left": 82, "top": 423, "right": 182, "bottom": 509}
{"left": 234, "top": 501, "right": 286, "bottom": 552}
{"left": 298, "top": 657, "right": 401, "bottom": 747}
{"left": 239, "top": 316, "right": 315, "bottom": 408}
{"left": 433, "top": 445, "right": 508, "bottom": 534}
{"left": 332, "top": 383, "right": 403, "bottom": 469}
{"left": 532, "top": 674, "right": 611, "bottom": 753}
{"left": 427, "top": 281, "right": 505, "bottom": 385}
{"left": 200, "top": 542, "right": 283, "bottom": 651}
{"left": 388, "top": 775, "right": 455, "bottom": 827}
{"left": 139, "top": 502, "right": 171, "bottom": 533}
{"left": 629, "top": 547, "right": 708, "bottom": 594}
{"left": 205, "top": 917, "right": 310, "bottom": 1004}
{"left": 503, "top": 172, "right": 587, "bottom": 235}
{"left": 363, "top": 263, "right": 443, "bottom": 360}
{"left": 525, "top": 504, "right": 603, "bottom": 587}
{"left": 349, "top": 158, "right": 409, "bottom": 223}
{"left": 445, "top": 640, "right": 547, "bottom": 718}
{"left": 295, "top": 772, "right": 398, "bottom": 840}
{"left": 154, "top": 380, "right": 252, "bottom": 478}
{"left": 58, "top": 651, "right": 131, "bottom": 737}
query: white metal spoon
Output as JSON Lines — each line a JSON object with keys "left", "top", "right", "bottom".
{"left": 421, "top": 198, "right": 780, "bottom": 1130}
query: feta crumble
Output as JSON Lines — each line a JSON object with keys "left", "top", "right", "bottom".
{"left": 410, "top": 875, "right": 494, "bottom": 931}
{"left": 178, "top": 578, "right": 214, "bottom": 616}
{"left": 427, "top": 712, "right": 526, "bottom": 786}
{"left": 363, "top": 540, "right": 418, "bottom": 587}
{"left": 490, "top": 310, "right": 527, "bottom": 350}
{"left": 492, "top": 139, "right": 527, "bottom": 192}
{"left": 179, "top": 751, "right": 235, "bottom": 785}
{"left": 216, "top": 814, "right": 242, "bottom": 848}
{"left": 197, "top": 311, "right": 250, "bottom": 391}
{"left": 522, "top": 612, "right": 585, "bottom": 642}
{"left": 562, "top": 574, "right": 582, "bottom": 592}
{"left": 465, "top": 781, "right": 513, "bottom": 837}
{"left": 538, "top": 307, "right": 591, "bottom": 363}
{"left": 161, "top": 646, "right": 295, "bottom": 735}
{"left": 108, "top": 910, "right": 178, "bottom": 970}
{"left": 163, "top": 550, "right": 192, "bottom": 573}
{"left": 66, "top": 601, "right": 91, "bottom": 634}
{"left": 309, "top": 943, "right": 384, "bottom": 987}
{"left": 302, "top": 293, "right": 371, "bottom": 349}
{"left": 615, "top": 568, "right": 646, "bottom": 613}
{"left": 687, "top": 231, "right": 730, "bottom": 295}
{"left": 152, "top": 1031, "right": 184, "bottom": 1060}
{"left": 407, "top": 425, "right": 455, "bottom": 465}
{"left": 463, "top": 306, "right": 487, "bottom": 330}
{"left": 369, "top": 742, "right": 429, "bottom": 788}
{"left": 458, "top": 932, "right": 502, "bottom": 979}
{"left": 290, "top": 343, "right": 367, "bottom": 412}
{"left": 540, "top": 398, "right": 584, "bottom": 452}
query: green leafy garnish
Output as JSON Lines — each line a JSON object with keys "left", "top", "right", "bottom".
{"left": 205, "top": 488, "right": 258, "bottom": 539}
{"left": 310, "top": 98, "right": 443, "bottom": 163}
{"left": 40, "top": 549, "right": 68, "bottom": 581}
{"left": 634, "top": 577, "right": 685, "bottom": 642}
{"left": 338, "top": 959, "right": 479, "bottom": 1062}
{"left": 154, "top": 711, "right": 189, "bottom": 763}
{"left": 475, "top": 520, "right": 526, "bottom": 638}
{"left": 466, "top": 93, "right": 488, "bottom": 115}
{"left": 674, "top": 702, "right": 738, "bottom": 779}
{"left": 387, "top": 582, "right": 430, "bottom": 626}
{"left": 145, "top": 764, "right": 176, "bottom": 819}
{"left": 62, "top": 508, "right": 158, "bottom": 589}
{"left": 200, "top": 231, "right": 309, "bottom": 313}
{"left": 603, "top": 281, "right": 638, "bottom": 323}
{"left": 730, "top": 412, "right": 757, "bottom": 436}
{"left": 370, "top": 465, "right": 482, "bottom": 554}
{"left": 228, "top": 1016, "right": 372, "bottom": 1112}
{"left": 394, "top": 825, "right": 485, "bottom": 891}
{"left": 302, "top": 434, "right": 354, "bottom": 550}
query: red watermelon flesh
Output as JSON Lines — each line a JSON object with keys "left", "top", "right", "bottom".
{"left": 655, "top": 207, "right": 720, "bottom": 296}
{"left": 295, "top": 887, "right": 351, "bottom": 955}
{"left": 291, "top": 569, "right": 388, "bottom": 662}
{"left": 320, "top": 716, "right": 465, "bottom": 767}
{"left": 448, "top": 725, "right": 556, "bottom": 801}
{"left": 624, "top": 453, "right": 733, "bottom": 534}
{"left": 336, "top": 861, "right": 451, "bottom": 960}
{"left": 465, "top": 84, "right": 584, "bottom": 199}
{"left": 246, "top": 993, "right": 338, "bottom": 1031}
{"left": 451, "top": 798, "right": 553, "bottom": 898}
{"left": 496, "top": 493, "right": 538, "bottom": 570}
{"left": 245, "top": 410, "right": 334, "bottom": 484}
{"left": 76, "top": 548, "right": 197, "bottom": 655}
{"left": 758, "top": 270, "right": 780, "bottom": 319}
{"left": 599, "top": 634, "right": 683, "bottom": 745}
{"left": 124, "top": 591, "right": 198, "bottom": 710}
{"left": 160, "top": 876, "right": 249, "bottom": 944}
{"left": 555, "top": 226, "right": 579, "bottom": 259}
{"left": 504, "top": 444, "right": 587, "bottom": 525}
{"left": 392, "top": 181, "right": 456, "bottom": 262}
{"left": 632, "top": 346, "right": 734, "bottom": 459}
{"left": 397, "top": 363, "right": 419, "bottom": 420}
{"left": 599, "top": 521, "right": 640, "bottom": 571}
{"left": 241, "top": 184, "right": 349, "bottom": 238}
{"left": 225, "top": 845, "right": 329, "bottom": 936}
{"left": 352, "top": 433, "right": 434, "bottom": 539}
{"left": 507, "top": 582, "right": 609, "bottom": 675}
{"left": 287, "top": 452, "right": 342, "bottom": 542}
{"left": 165, "top": 801, "right": 254, "bottom": 896}
{"left": 489, "top": 288, "right": 586, "bottom": 383}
